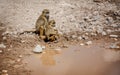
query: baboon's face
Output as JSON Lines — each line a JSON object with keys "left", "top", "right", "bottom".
{"left": 51, "top": 21, "right": 56, "bottom": 27}
{"left": 49, "top": 20, "right": 56, "bottom": 27}
{"left": 42, "top": 9, "right": 49, "bottom": 20}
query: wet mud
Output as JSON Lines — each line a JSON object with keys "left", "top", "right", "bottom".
{"left": 24, "top": 43, "right": 120, "bottom": 75}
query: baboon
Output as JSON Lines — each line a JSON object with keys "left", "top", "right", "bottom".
{"left": 45, "top": 20, "right": 59, "bottom": 41}
{"left": 35, "top": 9, "right": 49, "bottom": 39}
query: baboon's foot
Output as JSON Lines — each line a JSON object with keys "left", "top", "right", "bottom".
{"left": 40, "top": 35, "right": 46, "bottom": 40}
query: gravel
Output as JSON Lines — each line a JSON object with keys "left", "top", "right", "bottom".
{"left": 0, "top": 43, "right": 6, "bottom": 48}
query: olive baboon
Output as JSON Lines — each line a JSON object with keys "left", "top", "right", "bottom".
{"left": 45, "top": 20, "right": 59, "bottom": 41}
{"left": 35, "top": 9, "right": 49, "bottom": 39}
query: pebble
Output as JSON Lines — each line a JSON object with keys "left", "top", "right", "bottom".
{"left": 85, "top": 33, "right": 89, "bottom": 35}
{"left": 71, "top": 35, "right": 77, "bottom": 39}
{"left": 86, "top": 41, "right": 92, "bottom": 45}
{"left": 16, "top": 59, "right": 21, "bottom": 62}
{"left": 106, "top": 29, "right": 112, "bottom": 34}
{"left": 21, "top": 40, "right": 25, "bottom": 43}
{"left": 33, "top": 45, "right": 43, "bottom": 53}
{"left": 0, "top": 50, "right": 3, "bottom": 53}
{"left": 110, "top": 35, "right": 118, "bottom": 38}
{"left": 102, "top": 31, "right": 107, "bottom": 36}
{"left": 109, "top": 43, "right": 120, "bottom": 49}
{"left": 82, "top": 35, "right": 89, "bottom": 40}
{"left": 3, "top": 37, "right": 7, "bottom": 40}
{"left": 10, "top": 45, "right": 12, "bottom": 48}
{"left": 0, "top": 43, "right": 6, "bottom": 48}
{"left": 7, "top": 49, "right": 11, "bottom": 51}
{"left": 1, "top": 70, "right": 8, "bottom": 75}
{"left": 77, "top": 36, "right": 82, "bottom": 40}
{"left": 19, "top": 55, "right": 23, "bottom": 58}
{"left": 2, "top": 70, "right": 7, "bottom": 73}
{"left": 91, "top": 33, "right": 97, "bottom": 36}
{"left": 96, "top": 28, "right": 103, "bottom": 34}
{"left": 80, "top": 43, "right": 84, "bottom": 46}
{"left": 114, "top": 38, "right": 118, "bottom": 41}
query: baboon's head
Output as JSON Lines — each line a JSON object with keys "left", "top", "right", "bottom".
{"left": 42, "top": 9, "right": 49, "bottom": 20}
{"left": 49, "top": 20, "right": 56, "bottom": 27}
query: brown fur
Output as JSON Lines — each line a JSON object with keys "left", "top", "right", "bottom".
{"left": 35, "top": 9, "right": 49, "bottom": 39}
{"left": 45, "top": 20, "right": 59, "bottom": 41}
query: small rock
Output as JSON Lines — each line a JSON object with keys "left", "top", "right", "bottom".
{"left": 59, "top": 31, "right": 63, "bottom": 35}
{"left": 1, "top": 70, "right": 8, "bottom": 75}
{"left": 0, "top": 43, "right": 6, "bottom": 48}
{"left": 106, "top": 29, "right": 112, "bottom": 34}
{"left": 71, "top": 35, "right": 77, "bottom": 39}
{"left": 7, "top": 49, "right": 11, "bottom": 51}
{"left": 0, "top": 50, "right": 3, "bottom": 53}
{"left": 41, "top": 46, "right": 46, "bottom": 50}
{"left": 10, "top": 45, "right": 12, "bottom": 48}
{"left": 33, "top": 45, "right": 43, "bottom": 53}
{"left": 110, "top": 35, "right": 118, "bottom": 38}
{"left": 3, "top": 37, "right": 7, "bottom": 40}
{"left": 114, "top": 38, "right": 118, "bottom": 41}
{"left": 106, "top": 17, "right": 114, "bottom": 24}
{"left": 21, "top": 40, "right": 25, "bottom": 43}
{"left": 96, "top": 28, "right": 103, "bottom": 34}
{"left": 85, "top": 33, "right": 89, "bottom": 35}
{"left": 2, "top": 70, "right": 7, "bottom": 73}
{"left": 16, "top": 59, "right": 21, "bottom": 62}
{"left": 19, "top": 55, "right": 23, "bottom": 58}
{"left": 102, "top": 31, "right": 107, "bottom": 36}
{"left": 82, "top": 35, "right": 89, "bottom": 40}
{"left": 111, "top": 24, "right": 118, "bottom": 27}
{"left": 80, "top": 43, "right": 84, "bottom": 46}
{"left": 86, "top": 41, "right": 92, "bottom": 45}
{"left": 109, "top": 43, "right": 120, "bottom": 49}
{"left": 77, "top": 36, "right": 82, "bottom": 40}
{"left": 91, "top": 33, "right": 97, "bottom": 36}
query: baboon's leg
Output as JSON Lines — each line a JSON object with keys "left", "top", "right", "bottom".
{"left": 49, "top": 35, "right": 56, "bottom": 41}
{"left": 46, "top": 35, "right": 50, "bottom": 40}
{"left": 39, "top": 27, "right": 45, "bottom": 39}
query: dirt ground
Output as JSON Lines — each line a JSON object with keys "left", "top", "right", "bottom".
{"left": 0, "top": 0, "right": 120, "bottom": 75}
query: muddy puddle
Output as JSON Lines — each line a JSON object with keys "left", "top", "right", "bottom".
{"left": 24, "top": 43, "right": 120, "bottom": 75}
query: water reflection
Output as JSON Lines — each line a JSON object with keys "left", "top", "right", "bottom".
{"left": 40, "top": 50, "right": 61, "bottom": 66}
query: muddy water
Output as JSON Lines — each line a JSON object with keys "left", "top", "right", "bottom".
{"left": 24, "top": 43, "right": 120, "bottom": 75}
